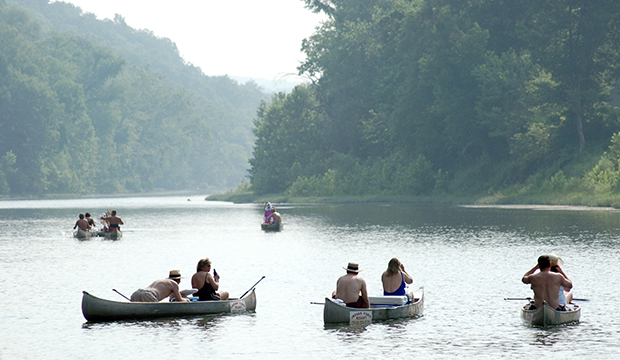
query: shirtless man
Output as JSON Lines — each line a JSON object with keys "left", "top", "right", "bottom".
{"left": 191, "top": 258, "right": 230, "bottom": 301}
{"left": 102, "top": 210, "right": 124, "bottom": 231}
{"left": 522, "top": 255, "right": 572, "bottom": 310}
{"left": 332, "top": 262, "right": 370, "bottom": 308}
{"left": 130, "top": 270, "right": 190, "bottom": 302}
{"left": 267, "top": 207, "right": 282, "bottom": 224}
{"left": 73, "top": 213, "right": 90, "bottom": 231}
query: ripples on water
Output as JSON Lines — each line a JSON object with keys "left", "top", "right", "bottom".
{"left": 1, "top": 197, "right": 619, "bottom": 359}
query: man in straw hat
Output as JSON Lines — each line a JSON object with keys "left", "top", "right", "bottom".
{"left": 332, "top": 262, "right": 370, "bottom": 308}
{"left": 522, "top": 255, "right": 572, "bottom": 310}
{"left": 130, "top": 270, "right": 190, "bottom": 302}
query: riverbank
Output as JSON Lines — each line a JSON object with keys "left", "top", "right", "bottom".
{"left": 206, "top": 188, "right": 620, "bottom": 209}
{"left": 0, "top": 189, "right": 210, "bottom": 201}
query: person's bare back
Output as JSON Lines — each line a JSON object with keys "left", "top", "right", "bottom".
{"left": 146, "top": 279, "right": 187, "bottom": 302}
{"left": 74, "top": 215, "right": 90, "bottom": 231}
{"left": 335, "top": 273, "right": 368, "bottom": 304}
{"left": 267, "top": 210, "right": 282, "bottom": 224}
{"left": 522, "top": 256, "right": 572, "bottom": 309}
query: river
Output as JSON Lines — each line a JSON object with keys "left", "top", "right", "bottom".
{"left": 1, "top": 196, "right": 619, "bottom": 359}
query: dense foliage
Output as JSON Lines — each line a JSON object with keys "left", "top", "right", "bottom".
{"left": 250, "top": 0, "right": 620, "bottom": 197}
{"left": 0, "top": 0, "right": 267, "bottom": 195}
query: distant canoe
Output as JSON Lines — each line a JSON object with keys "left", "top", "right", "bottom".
{"left": 73, "top": 228, "right": 96, "bottom": 238}
{"left": 73, "top": 228, "right": 122, "bottom": 239}
{"left": 261, "top": 221, "right": 282, "bottom": 231}
{"left": 324, "top": 287, "right": 424, "bottom": 325}
{"left": 101, "top": 228, "right": 122, "bottom": 239}
{"left": 521, "top": 302, "right": 580, "bottom": 327}
{"left": 81, "top": 289, "right": 257, "bottom": 322}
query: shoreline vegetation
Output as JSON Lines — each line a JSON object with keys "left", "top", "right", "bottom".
{"left": 0, "top": 190, "right": 207, "bottom": 202}
{"left": 205, "top": 186, "right": 620, "bottom": 210}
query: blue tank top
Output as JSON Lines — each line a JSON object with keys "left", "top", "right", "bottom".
{"left": 384, "top": 272, "right": 407, "bottom": 296}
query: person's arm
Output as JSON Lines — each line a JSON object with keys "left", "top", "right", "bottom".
{"left": 555, "top": 265, "right": 570, "bottom": 280}
{"left": 401, "top": 265, "right": 413, "bottom": 284}
{"left": 360, "top": 279, "right": 370, "bottom": 308}
{"left": 73, "top": 221, "right": 78, "bottom": 229}
{"left": 522, "top": 264, "right": 539, "bottom": 284}
{"left": 333, "top": 278, "right": 340, "bottom": 299}
{"left": 171, "top": 282, "right": 189, "bottom": 302}
{"left": 207, "top": 273, "right": 219, "bottom": 291}
{"left": 118, "top": 217, "right": 124, "bottom": 225}
{"left": 560, "top": 274, "right": 573, "bottom": 291}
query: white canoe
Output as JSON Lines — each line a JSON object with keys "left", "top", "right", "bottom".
{"left": 521, "top": 301, "right": 580, "bottom": 327}
{"left": 81, "top": 289, "right": 257, "bottom": 322}
{"left": 73, "top": 228, "right": 96, "bottom": 238}
{"left": 324, "top": 287, "right": 424, "bottom": 325}
{"left": 101, "top": 228, "right": 122, "bottom": 239}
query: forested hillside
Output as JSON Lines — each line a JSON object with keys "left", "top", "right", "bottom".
{"left": 0, "top": 0, "right": 267, "bottom": 196}
{"left": 250, "top": 0, "right": 620, "bottom": 200}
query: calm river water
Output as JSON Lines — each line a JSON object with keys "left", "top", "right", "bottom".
{"left": 1, "top": 196, "right": 619, "bottom": 359}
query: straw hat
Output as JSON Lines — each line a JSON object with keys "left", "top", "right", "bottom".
{"left": 168, "top": 270, "right": 182, "bottom": 280}
{"left": 548, "top": 254, "right": 564, "bottom": 266}
{"left": 343, "top": 262, "right": 361, "bottom": 273}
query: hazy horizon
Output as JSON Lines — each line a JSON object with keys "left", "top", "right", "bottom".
{"left": 58, "top": 0, "right": 326, "bottom": 84}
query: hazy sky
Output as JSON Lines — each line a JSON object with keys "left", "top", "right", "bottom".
{"left": 61, "top": 0, "right": 326, "bottom": 82}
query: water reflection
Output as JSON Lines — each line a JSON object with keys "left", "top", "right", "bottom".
{"left": 529, "top": 324, "right": 580, "bottom": 346}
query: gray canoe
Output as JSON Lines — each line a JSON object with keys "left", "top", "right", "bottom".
{"left": 73, "top": 228, "right": 122, "bottom": 239}
{"left": 81, "top": 289, "right": 256, "bottom": 322}
{"left": 324, "top": 287, "right": 424, "bottom": 325}
{"left": 261, "top": 221, "right": 282, "bottom": 231}
{"left": 73, "top": 228, "right": 96, "bottom": 238}
{"left": 100, "top": 228, "right": 122, "bottom": 239}
{"left": 521, "top": 301, "right": 580, "bottom": 327}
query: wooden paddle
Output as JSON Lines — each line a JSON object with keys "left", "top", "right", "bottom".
{"left": 504, "top": 297, "right": 590, "bottom": 302}
{"left": 239, "top": 276, "right": 265, "bottom": 299}
{"left": 113, "top": 289, "right": 130, "bottom": 301}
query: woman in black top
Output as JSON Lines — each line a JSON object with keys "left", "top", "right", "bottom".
{"left": 191, "top": 258, "right": 229, "bottom": 301}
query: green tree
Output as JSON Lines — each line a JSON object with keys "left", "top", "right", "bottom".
{"left": 250, "top": 85, "right": 329, "bottom": 194}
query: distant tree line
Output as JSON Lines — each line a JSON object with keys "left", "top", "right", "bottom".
{"left": 0, "top": 0, "right": 267, "bottom": 195}
{"left": 250, "top": 0, "right": 620, "bottom": 197}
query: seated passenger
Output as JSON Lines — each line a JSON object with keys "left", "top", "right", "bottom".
{"left": 266, "top": 207, "right": 282, "bottom": 225}
{"left": 102, "top": 210, "right": 123, "bottom": 231}
{"left": 73, "top": 213, "right": 91, "bottom": 231}
{"left": 262, "top": 202, "right": 273, "bottom": 224}
{"left": 522, "top": 255, "right": 572, "bottom": 311}
{"left": 191, "top": 258, "right": 229, "bottom": 301}
{"left": 332, "top": 262, "right": 370, "bottom": 308}
{"left": 85, "top": 212, "right": 96, "bottom": 228}
{"left": 549, "top": 254, "right": 573, "bottom": 310}
{"left": 381, "top": 258, "right": 414, "bottom": 301}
